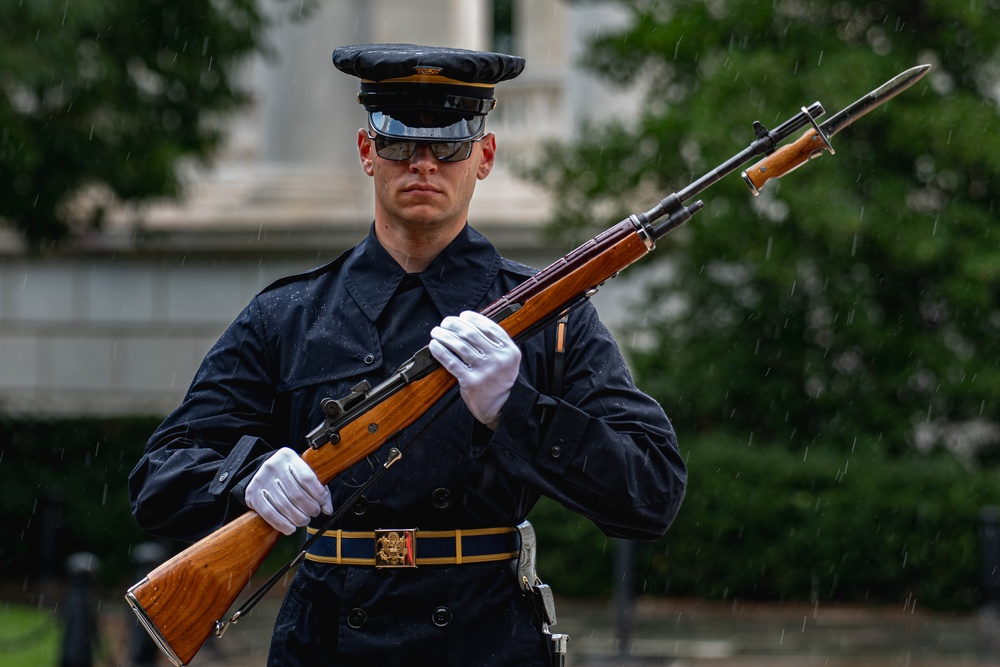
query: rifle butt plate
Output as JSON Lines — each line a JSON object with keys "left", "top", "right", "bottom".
{"left": 126, "top": 583, "right": 187, "bottom": 667}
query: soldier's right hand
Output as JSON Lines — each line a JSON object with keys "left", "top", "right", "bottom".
{"left": 245, "top": 447, "right": 333, "bottom": 535}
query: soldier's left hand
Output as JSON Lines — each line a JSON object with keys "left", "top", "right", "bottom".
{"left": 429, "top": 310, "right": 521, "bottom": 429}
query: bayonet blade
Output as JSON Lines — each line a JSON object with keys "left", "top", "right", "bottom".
{"left": 741, "top": 63, "right": 932, "bottom": 195}
{"left": 820, "top": 64, "right": 931, "bottom": 138}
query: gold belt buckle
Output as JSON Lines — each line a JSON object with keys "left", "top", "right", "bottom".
{"left": 374, "top": 529, "right": 417, "bottom": 568}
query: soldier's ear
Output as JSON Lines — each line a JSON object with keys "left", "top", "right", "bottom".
{"left": 477, "top": 133, "right": 496, "bottom": 180}
{"left": 358, "top": 129, "right": 375, "bottom": 176}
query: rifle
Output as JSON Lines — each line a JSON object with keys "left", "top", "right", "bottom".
{"left": 126, "top": 64, "right": 930, "bottom": 666}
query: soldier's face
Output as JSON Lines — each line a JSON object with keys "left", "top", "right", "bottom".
{"left": 358, "top": 130, "right": 496, "bottom": 236}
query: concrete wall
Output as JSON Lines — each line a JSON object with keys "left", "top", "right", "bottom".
{"left": 0, "top": 255, "right": 303, "bottom": 415}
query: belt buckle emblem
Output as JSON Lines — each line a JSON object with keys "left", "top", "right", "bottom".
{"left": 374, "top": 529, "right": 416, "bottom": 568}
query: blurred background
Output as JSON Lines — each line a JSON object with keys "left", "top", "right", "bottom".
{"left": 2, "top": 0, "right": 1000, "bottom": 665}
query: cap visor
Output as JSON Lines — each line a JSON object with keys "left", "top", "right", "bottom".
{"left": 369, "top": 111, "right": 485, "bottom": 141}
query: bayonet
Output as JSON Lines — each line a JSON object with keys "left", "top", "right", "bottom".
{"left": 742, "top": 64, "right": 931, "bottom": 194}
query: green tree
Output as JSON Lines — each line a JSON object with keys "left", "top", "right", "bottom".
{"left": 0, "top": 0, "right": 309, "bottom": 249}
{"left": 533, "top": 0, "right": 1000, "bottom": 453}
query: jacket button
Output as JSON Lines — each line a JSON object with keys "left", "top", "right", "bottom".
{"left": 549, "top": 445, "right": 562, "bottom": 458}
{"left": 431, "top": 606, "right": 452, "bottom": 627}
{"left": 363, "top": 353, "right": 375, "bottom": 364}
{"left": 351, "top": 496, "right": 369, "bottom": 516}
{"left": 347, "top": 608, "right": 367, "bottom": 628}
{"left": 431, "top": 487, "right": 452, "bottom": 509}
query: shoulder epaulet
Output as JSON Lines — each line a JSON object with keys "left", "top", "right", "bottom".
{"left": 258, "top": 247, "right": 355, "bottom": 295}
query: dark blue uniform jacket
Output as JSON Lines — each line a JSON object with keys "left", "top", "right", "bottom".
{"left": 129, "top": 224, "right": 686, "bottom": 666}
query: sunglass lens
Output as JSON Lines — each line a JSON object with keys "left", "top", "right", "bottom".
{"left": 374, "top": 137, "right": 416, "bottom": 161}
{"left": 430, "top": 141, "right": 473, "bottom": 162}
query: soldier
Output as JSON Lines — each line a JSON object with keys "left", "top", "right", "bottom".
{"left": 129, "top": 43, "right": 686, "bottom": 666}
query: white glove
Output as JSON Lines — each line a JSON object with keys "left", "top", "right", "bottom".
{"left": 245, "top": 447, "right": 333, "bottom": 535}
{"left": 429, "top": 310, "right": 521, "bottom": 429}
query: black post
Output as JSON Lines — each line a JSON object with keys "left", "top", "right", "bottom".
{"left": 980, "top": 506, "right": 1000, "bottom": 610}
{"left": 38, "top": 492, "right": 64, "bottom": 602}
{"left": 979, "top": 506, "right": 1000, "bottom": 661}
{"left": 614, "top": 538, "right": 637, "bottom": 657}
{"left": 60, "top": 552, "right": 100, "bottom": 667}
{"left": 128, "top": 542, "right": 168, "bottom": 666}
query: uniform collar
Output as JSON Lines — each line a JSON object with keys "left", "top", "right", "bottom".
{"left": 345, "top": 223, "right": 502, "bottom": 321}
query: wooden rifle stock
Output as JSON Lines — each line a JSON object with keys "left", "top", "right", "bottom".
{"left": 126, "top": 512, "right": 280, "bottom": 666}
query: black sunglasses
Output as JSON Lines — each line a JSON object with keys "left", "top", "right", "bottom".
{"left": 367, "top": 133, "right": 483, "bottom": 163}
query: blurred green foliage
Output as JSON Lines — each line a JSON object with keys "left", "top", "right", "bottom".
{"left": 530, "top": 431, "right": 1000, "bottom": 610}
{"left": 0, "top": 0, "right": 312, "bottom": 249}
{"left": 0, "top": 415, "right": 162, "bottom": 586}
{"left": 531, "top": 0, "right": 1000, "bottom": 451}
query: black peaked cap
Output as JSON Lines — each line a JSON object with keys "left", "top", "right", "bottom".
{"left": 332, "top": 43, "right": 524, "bottom": 85}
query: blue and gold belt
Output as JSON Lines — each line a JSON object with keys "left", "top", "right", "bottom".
{"left": 304, "top": 526, "right": 520, "bottom": 568}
